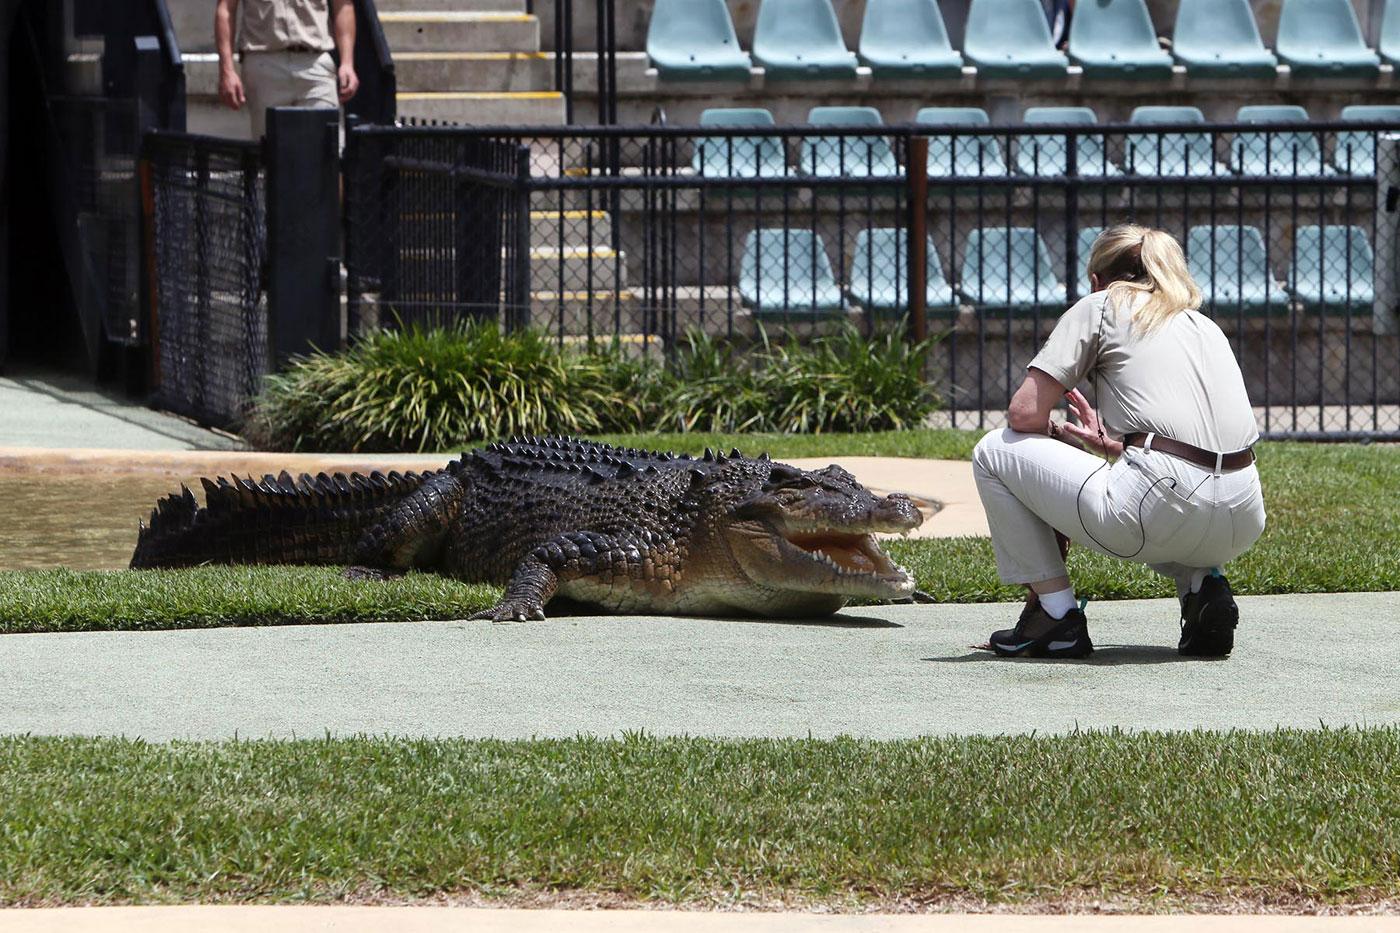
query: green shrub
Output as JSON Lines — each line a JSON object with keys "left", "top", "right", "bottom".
{"left": 246, "top": 322, "right": 942, "bottom": 452}
{"left": 245, "top": 324, "right": 647, "bottom": 452}
{"left": 660, "top": 325, "right": 941, "bottom": 434}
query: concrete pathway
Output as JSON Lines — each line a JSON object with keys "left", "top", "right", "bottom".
{"left": 2, "top": 907, "right": 1398, "bottom": 931}
{"left": 0, "top": 369, "right": 242, "bottom": 451}
{"left": 1, "top": 593, "right": 1395, "bottom": 741}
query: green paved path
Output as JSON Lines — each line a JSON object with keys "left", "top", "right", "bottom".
{"left": 1, "top": 594, "right": 1395, "bottom": 740}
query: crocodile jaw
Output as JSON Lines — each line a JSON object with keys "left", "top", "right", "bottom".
{"left": 724, "top": 519, "right": 916, "bottom": 603}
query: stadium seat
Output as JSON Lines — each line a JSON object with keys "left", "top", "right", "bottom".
{"left": 1171, "top": 0, "right": 1278, "bottom": 78}
{"left": 848, "top": 228, "right": 959, "bottom": 313}
{"left": 1289, "top": 225, "right": 1375, "bottom": 309}
{"left": 692, "top": 109, "right": 787, "bottom": 178}
{"left": 858, "top": 0, "right": 964, "bottom": 78}
{"left": 1333, "top": 105, "right": 1400, "bottom": 174}
{"left": 916, "top": 108, "right": 1007, "bottom": 178}
{"left": 1017, "top": 107, "right": 1118, "bottom": 176}
{"left": 802, "top": 107, "right": 900, "bottom": 178}
{"left": 646, "top": 0, "right": 752, "bottom": 81}
{"left": 1275, "top": 0, "right": 1380, "bottom": 77}
{"left": 1231, "top": 105, "right": 1329, "bottom": 177}
{"left": 739, "top": 229, "right": 847, "bottom": 314}
{"left": 958, "top": 227, "right": 1066, "bottom": 311}
{"left": 962, "top": 0, "right": 1069, "bottom": 79}
{"left": 751, "top": 0, "right": 859, "bottom": 80}
{"left": 1383, "top": 0, "right": 1400, "bottom": 66}
{"left": 1077, "top": 225, "right": 1104, "bottom": 295}
{"left": 1187, "top": 225, "right": 1288, "bottom": 313}
{"left": 1126, "top": 106, "right": 1227, "bottom": 177}
{"left": 1067, "top": 0, "right": 1174, "bottom": 80}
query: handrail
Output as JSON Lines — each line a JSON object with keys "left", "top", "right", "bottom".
{"left": 345, "top": 0, "right": 397, "bottom": 125}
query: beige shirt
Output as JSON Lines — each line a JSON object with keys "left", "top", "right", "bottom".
{"left": 238, "top": 0, "right": 333, "bottom": 52}
{"left": 1029, "top": 290, "right": 1259, "bottom": 452}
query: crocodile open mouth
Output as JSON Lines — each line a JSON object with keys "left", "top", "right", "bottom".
{"left": 783, "top": 529, "right": 903, "bottom": 580}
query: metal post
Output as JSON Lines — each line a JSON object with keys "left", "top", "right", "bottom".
{"left": 265, "top": 107, "right": 342, "bottom": 363}
{"left": 906, "top": 136, "right": 929, "bottom": 343}
{"left": 512, "top": 143, "right": 533, "bottom": 330}
{"left": 1064, "top": 130, "right": 1080, "bottom": 304}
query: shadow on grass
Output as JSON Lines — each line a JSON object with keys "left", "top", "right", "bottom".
{"left": 922, "top": 644, "right": 1225, "bottom": 665}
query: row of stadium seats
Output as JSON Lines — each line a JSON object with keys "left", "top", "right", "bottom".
{"left": 738, "top": 224, "right": 1375, "bottom": 314}
{"left": 648, "top": 0, "right": 1400, "bottom": 81}
{"left": 692, "top": 104, "right": 1400, "bottom": 179}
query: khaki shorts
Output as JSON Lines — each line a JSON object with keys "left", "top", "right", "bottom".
{"left": 241, "top": 50, "right": 339, "bottom": 139}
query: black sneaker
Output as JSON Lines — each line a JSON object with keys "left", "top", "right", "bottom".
{"left": 989, "top": 604, "right": 1093, "bottom": 659}
{"left": 1179, "top": 573, "right": 1238, "bottom": 657}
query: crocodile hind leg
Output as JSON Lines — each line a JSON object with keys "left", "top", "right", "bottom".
{"left": 471, "top": 531, "right": 637, "bottom": 623}
{"left": 352, "top": 471, "right": 466, "bottom": 572}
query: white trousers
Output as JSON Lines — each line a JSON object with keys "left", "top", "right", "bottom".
{"left": 972, "top": 429, "right": 1267, "bottom": 597}
{"left": 242, "top": 50, "right": 339, "bottom": 139}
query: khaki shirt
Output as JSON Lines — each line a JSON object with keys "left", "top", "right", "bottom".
{"left": 238, "top": 0, "right": 334, "bottom": 52}
{"left": 1029, "top": 290, "right": 1260, "bottom": 453}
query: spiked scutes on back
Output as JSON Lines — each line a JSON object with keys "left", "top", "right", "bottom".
{"left": 130, "top": 435, "right": 924, "bottom": 619}
{"left": 130, "top": 468, "right": 436, "bottom": 569}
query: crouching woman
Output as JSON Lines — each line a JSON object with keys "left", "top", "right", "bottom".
{"left": 972, "top": 224, "right": 1266, "bottom": 659}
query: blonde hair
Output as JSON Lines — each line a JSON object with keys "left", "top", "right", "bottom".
{"left": 1086, "top": 224, "right": 1202, "bottom": 333}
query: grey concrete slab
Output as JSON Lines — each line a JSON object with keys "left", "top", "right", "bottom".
{"left": 0, "top": 369, "right": 244, "bottom": 451}
{"left": 2, "top": 594, "right": 1397, "bottom": 741}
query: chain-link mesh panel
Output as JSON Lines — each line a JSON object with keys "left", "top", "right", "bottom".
{"left": 145, "top": 133, "right": 267, "bottom": 430}
{"left": 345, "top": 128, "right": 524, "bottom": 335}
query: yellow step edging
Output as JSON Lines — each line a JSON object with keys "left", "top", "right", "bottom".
{"left": 398, "top": 91, "right": 562, "bottom": 100}
{"left": 394, "top": 51, "right": 550, "bottom": 61}
{"left": 377, "top": 11, "right": 535, "bottom": 22}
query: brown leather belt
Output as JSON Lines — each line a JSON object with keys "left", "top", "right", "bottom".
{"left": 1124, "top": 432, "right": 1256, "bottom": 471}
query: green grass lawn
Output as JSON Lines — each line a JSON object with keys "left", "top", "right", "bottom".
{"left": 1, "top": 437, "right": 1395, "bottom": 633}
{"left": 1, "top": 728, "right": 1396, "bottom": 907}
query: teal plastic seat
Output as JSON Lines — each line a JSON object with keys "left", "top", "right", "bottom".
{"left": 858, "top": 0, "right": 964, "bottom": 78}
{"left": 1289, "top": 225, "right": 1374, "bottom": 309}
{"left": 1275, "top": 0, "right": 1380, "bottom": 77}
{"left": 1017, "top": 107, "right": 1118, "bottom": 176}
{"left": 958, "top": 227, "right": 1066, "bottom": 312}
{"left": 1171, "top": 0, "right": 1278, "bottom": 78}
{"left": 1232, "top": 105, "right": 1329, "bottom": 177}
{"left": 1077, "top": 225, "right": 1105, "bottom": 295}
{"left": 1333, "top": 105, "right": 1400, "bottom": 174}
{"left": 801, "top": 107, "right": 900, "bottom": 178}
{"left": 692, "top": 109, "right": 786, "bottom": 178}
{"left": 1126, "top": 106, "right": 1226, "bottom": 177}
{"left": 751, "top": 0, "right": 858, "bottom": 80}
{"left": 962, "top": 0, "right": 1069, "bottom": 79}
{"left": 848, "top": 228, "right": 958, "bottom": 312}
{"left": 1067, "top": 0, "right": 1173, "bottom": 79}
{"left": 1187, "top": 225, "right": 1288, "bottom": 314}
{"left": 739, "top": 229, "right": 846, "bottom": 315}
{"left": 646, "top": 0, "right": 752, "bottom": 81}
{"left": 1383, "top": 0, "right": 1400, "bottom": 66}
{"left": 916, "top": 108, "right": 1007, "bottom": 178}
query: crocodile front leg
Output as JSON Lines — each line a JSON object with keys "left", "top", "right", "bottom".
{"left": 470, "top": 531, "right": 639, "bottom": 623}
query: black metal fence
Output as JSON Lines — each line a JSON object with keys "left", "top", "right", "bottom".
{"left": 342, "top": 119, "right": 1400, "bottom": 440}
{"left": 142, "top": 132, "right": 267, "bottom": 429}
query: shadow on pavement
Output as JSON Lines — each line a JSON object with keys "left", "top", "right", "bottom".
{"left": 922, "top": 644, "right": 1221, "bottom": 665}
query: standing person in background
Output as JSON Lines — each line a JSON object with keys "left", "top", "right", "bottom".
{"left": 215, "top": 0, "right": 359, "bottom": 138}
{"left": 1043, "top": 0, "right": 1073, "bottom": 48}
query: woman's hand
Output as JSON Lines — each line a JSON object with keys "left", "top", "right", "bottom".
{"left": 1060, "top": 388, "right": 1124, "bottom": 459}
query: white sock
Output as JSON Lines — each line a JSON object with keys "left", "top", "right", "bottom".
{"left": 1038, "top": 586, "right": 1078, "bottom": 620}
{"left": 1188, "top": 569, "right": 1211, "bottom": 594}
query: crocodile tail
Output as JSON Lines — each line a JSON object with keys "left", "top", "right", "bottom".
{"left": 129, "top": 469, "right": 436, "bottom": 570}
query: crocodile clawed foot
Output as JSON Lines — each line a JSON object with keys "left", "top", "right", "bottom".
{"left": 470, "top": 599, "right": 548, "bottom": 623}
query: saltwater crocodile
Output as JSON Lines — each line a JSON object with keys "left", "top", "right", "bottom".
{"left": 130, "top": 436, "right": 923, "bottom": 620}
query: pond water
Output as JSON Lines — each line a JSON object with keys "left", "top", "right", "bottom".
{"left": 0, "top": 473, "right": 199, "bottom": 570}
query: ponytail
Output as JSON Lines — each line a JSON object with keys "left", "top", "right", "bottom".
{"left": 1086, "top": 224, "right": 1202, "bottom": 333}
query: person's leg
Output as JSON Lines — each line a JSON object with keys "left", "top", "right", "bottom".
{"left": 242, "top": 52, "right": 300, "bottom": 139}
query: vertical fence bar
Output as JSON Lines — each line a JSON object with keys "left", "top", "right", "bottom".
{"left": 907, "top": 136, "right": 929, "bottom": 344}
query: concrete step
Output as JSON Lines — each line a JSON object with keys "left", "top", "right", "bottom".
{"left": 529, "top": 246, "right": 626, "bottom": 292}
{"left": 373, "top": 0, "right": 525, "bottom": 11}
{"left": 396, "top": 90, "right": 565, "bottom": 125}
{"left": 530, "top": 209, "right": 614, "bottom": 247}
{"left": 393, "top": 51, "right": 554, "bottom": 92}
{"left": 377, "top": 12, "right": 540, "bottom": 53}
